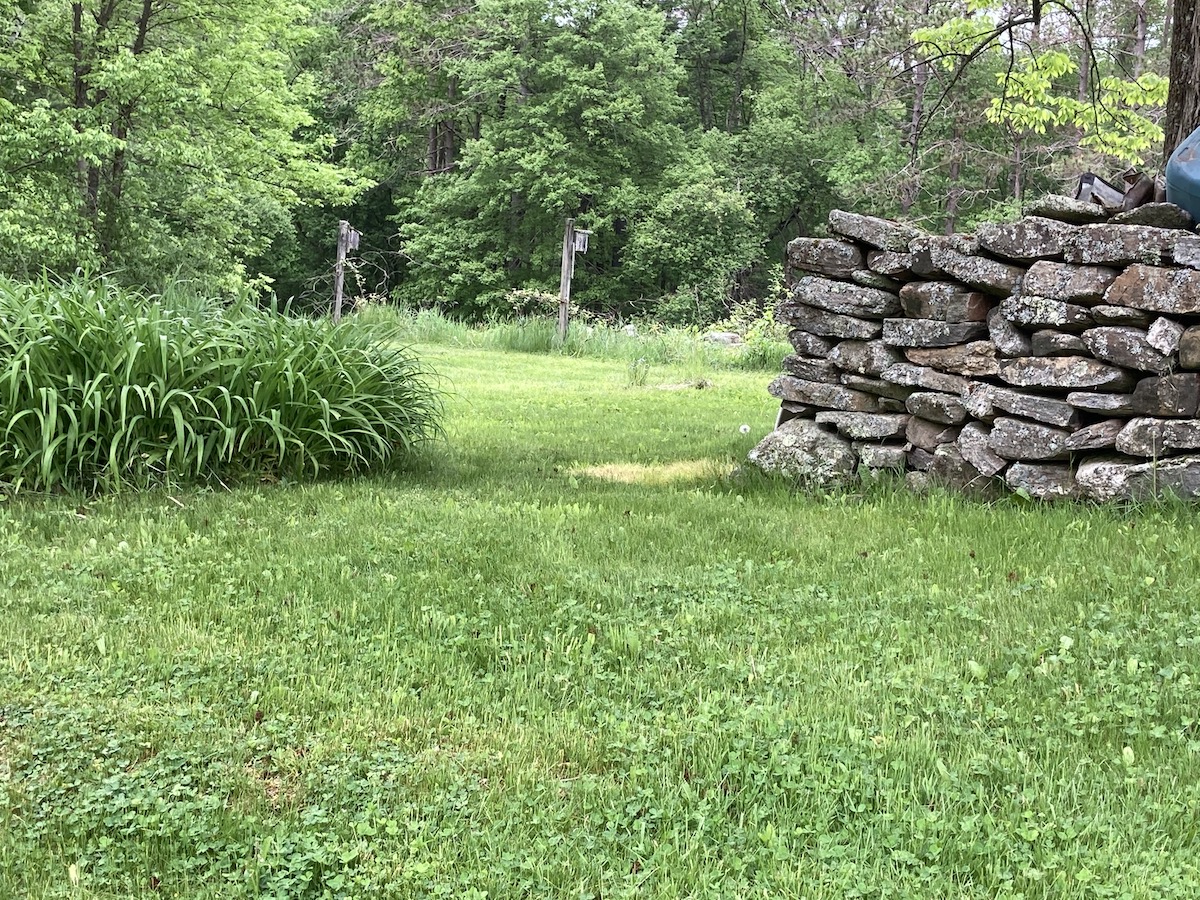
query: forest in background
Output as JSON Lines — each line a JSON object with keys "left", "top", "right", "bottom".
{"left": 0, "top": 0, "right": 1189, "bottom": 325}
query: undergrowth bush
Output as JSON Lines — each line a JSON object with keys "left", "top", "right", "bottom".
{"left": 0, "top": 276, "right": 441, "bottom": 493}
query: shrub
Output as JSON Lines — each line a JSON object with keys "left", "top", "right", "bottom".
{"left": 0, "top": 275, "right": 441, "bottom": 493}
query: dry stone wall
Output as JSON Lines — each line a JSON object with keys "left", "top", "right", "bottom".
{"left": 749, "top": 200, "right": 1200, "bottom": 501}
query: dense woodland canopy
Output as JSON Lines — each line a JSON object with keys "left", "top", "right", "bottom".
{"left": 1, "top": 0, "right": 1196, "bottom": 324}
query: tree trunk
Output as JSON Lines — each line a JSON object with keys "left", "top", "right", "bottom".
{"left": 1163, "top": 0, "right": 1200, "bottom": 161}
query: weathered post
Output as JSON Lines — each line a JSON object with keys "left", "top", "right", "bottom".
{"left": 333, "top": 220, "right": 350, "bottom": 324}
{"left": 557, "top": 217, "right": 575, "bottom": 342}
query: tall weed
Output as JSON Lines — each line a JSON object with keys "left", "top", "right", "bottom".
{"left": 0, "top": 276, "right": 441, "bottom": 493}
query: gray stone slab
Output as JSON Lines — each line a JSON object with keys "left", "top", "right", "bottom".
{"left": 775, "top": 300, "right": 882, "bottom": 339}
{"left": 828, "top": 210, "right": 925, "bottom": 251}
{"left": 1077, "top": 455, "right": 1200, "bottom": 501}
{"left": 1082, "top": 326, "right": 1173, "bottom": 375}
{"left": 988, "top": 306, "right": 1032, "bottom": 356}
{"left": 828, "top": 340, "right": 904, "bottom": 376}
{"left": 998, "top": 356, "right": 1136, "bottom": 391}
{"left": 1110, "top": 202, "right": 1194, "bottom": 230}
{"left": 839, "top": 374, "right": 914, "bottom": 400}
{"left": 899, "top": 281, "right": 990, "bottom": 322}
{"left": 1065, "top": 418, "right": 1124, "bottom": 451}
{"left": 1180, "top": 326, "right": 1200, "bottom": 369}
{"left": 1091, "top": 305, "right": 1150, "bottom": 327}
{"left": 788, "top": 329, "right": 834, "bottom": 357}
{"left": 1065, "top": 391, "right": 1136, "bottom": 415}
{"left": 906, "top": 417, "right": 961, "bottom": 451}
{"left": 1147, "top": 317, "right": 1185, "bottom": 355}
{"left": 1000, "top": 296, "right": 1094, "bottom": 331}
{"left": 1021, "top": 260, "right": 1119, "bottom": 304}
{"left": 792, "top": 276, "right": 901, "bottom": 318}
{"left": 1031, "top": 330, "right": 1087, "bottom": 356}
{"left": 787, "top": 238, "right": 865, "bottom": 279}
{"left": 1129, "top": 374, "right": 1200, "bottom": 417}
{"left": 1114, "top": 418, "right": 1200, "bottom": 456}
{"left": 965, "top": 385, "right": 1080, "bottom": 427}
{"left": 856, "top": 443, "right": 908, "bottom": 469}
{"left": 1104, "top": 265, "right": 1200, "bottom": 315}
{"left": 748, "top": 419, "right": 856, "bottom": 483}
{"left": 782, "top": 354, "right": 841, "bottom": 383}
{"left": 769, "top": 375, "right": 882, "bottom": 411}
{"left": 957, "top": 422, "right": 1007, "bottom": 476}
{"left": 905, "top": 391, "right": 967, "bottom": 425}
{"left": 882, "top": 318, "right": 988, "bottom": 348}
{"left": 815, "top": 411, "right": 910, "bottom": 440}
{"left": 1005, "top": 463, "right": 1080, "bottom": 500}
{"left": 903, "top": 341, "right": 999, "bottom": 376}
{"left": 867, "top": 250, "right": 914, "bottom": 278}
{"left": 989, "top": 417, "right": 1072, "bottom": 461}
{"left": 1062, "top": 224, "right": 1182, "bottom": 266}
{"left": 928, "top": 245, "right": 1025, "bottom": 296}
{"left": 1022, "top": 194, "right": 1109, "bottom": 224}
{"left": 976, "top": 216, "right": 1078, "bottom": 262}
{"left": 880, "top": 363, "right": 970, "bottom": 395}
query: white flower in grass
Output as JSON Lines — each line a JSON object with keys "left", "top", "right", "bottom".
{"left": 739, "top": 424, "right": 751, "bottom": 434}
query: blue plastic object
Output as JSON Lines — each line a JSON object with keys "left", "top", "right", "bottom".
{"left": 1166, "top": 125, "right": 1200, "bottom": 223}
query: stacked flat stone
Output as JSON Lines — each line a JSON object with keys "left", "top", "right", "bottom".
{"left": 751, "top": 199, "right": 1200, "bottom": 501}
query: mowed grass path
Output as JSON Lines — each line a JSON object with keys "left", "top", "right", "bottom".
{"left": 3, "top": 346, "right": 1200, "bottom": 898}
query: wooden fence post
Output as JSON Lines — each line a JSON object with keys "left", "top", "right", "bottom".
{"left": 557, "top": 217, "right": 575, "bottom": 343}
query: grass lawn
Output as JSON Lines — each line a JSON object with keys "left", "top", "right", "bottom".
{"left": 3, "top": 344, "right": 1200, "bottom": 898}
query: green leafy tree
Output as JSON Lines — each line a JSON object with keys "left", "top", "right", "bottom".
{"left": 0, "top": 0, "right": 357, "bottom": 291}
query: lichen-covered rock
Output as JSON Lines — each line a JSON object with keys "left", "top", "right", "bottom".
{"left": 748, "top": 419, "right": 857, "bottom": 483}
{"left": 828, "top": 210, "right": 925, "bottom": 251}
{"left": 815, "top": 411, "right": 910, "bottom": 440}
{"left": 1031, "top": 330, "right": 1088, "bottom": 356}
{"left": 905, "top": 391, "right": 968, "bottom": 425}
{"left": 1065, "top": 391, "right": 1136, "bottom": 415}
{"left": 1022, "top": 194, "right": 1109, "bottom": 224}
{"left": 903, "top": 341, "right": 1000, "bottom": 376}
{"left": 1104, "top": 265, "right": 1200, "bottom": 314}
{"left": 976, "top": 216, "right": 1077, "bottom": 262}
{"left": 1180, "top": 327, "right": 1200, "bottom": 369}
{"left": 880, "top": 363, "right": 970, "bottom": 395}
{"left": 1091, "top": 305, "right": 1150, "bottom": 327}
{"left": 1021, "top": 260, "right": 1118, "bottom": 303}
{"left": 1109, "top": 202, "right": 1195, "bottom": 230}
{"left": 987, "top": 307, "right": 1032, "bottom": 356}
{"left": 829, "top": 340, "right": 904, "bottom": 376}
{"left": 1000, "top": 296, "right": 1094, "bottom": 330}
{"left": 1147, "top": 317, "right": 1185, "bottom": 355}
{"left": 851, "top": 270, "right": 902, "bottom": 292}
{"left": 1115, "top": 417, "right": 1200, "bottom": 456}
{"left": 928, "top": 444, "right": 991, "bottom": 492}
{"left": 989, "top": 417, "right": 1071, "bottom": 461}
{"left": 906, "top": 417, "right": 961, "bottom": 450}
{"left": 792, "top": 276, "right": 901, "bottom": 318}
{"left": 928, "top": 245, "right": 1025, "bottom": 296}
{"left": 857, "top": 443, "right": 908, "bottom": 469}
{"left": 1174, "top": 236, "right": 1200, "bottom": 269}
{"left": 867, "top": 250, "right": 915, "bottom": 278}
{"left": 1062, "top": 225, "right": 1182, "bottom": 266}
{"left": 769, "top": 375, "right": 882, "bottom": 411}
{"left": 1129, "top": 374, "right": 1200, "bottom": 417}
{"left": 899, "top": 281, "right": 990, "bottom": 322}
{"left": 957, "top": 422, "right": 1007, "bottom": 476}
{"left": 786, "top": 238, "right": 865, "bottom": 278}
{"left": 1005, "top": 463, "right": 1079, "bottom": 500}
{"left": 775, "top": 299, "right": 882, "bottom": 339}
{"left": 1065, "top": 419, "right": 1124, "bottom": 451}
{"left": 839, "top": 374, "right": 914, "bottom": 400}
{"left": 961, "top": 384, "right": 1080, "bottom": 427}
{"left": 882, "top": 318, "right": 988, "bottom": 348}
{"left": 1081, "top": 327, "right": 1173, "bottom": 374}
{"left": 782, "top": 354, "right": 840, "bottom": 383}
{"left": 1077, "top": 455, "right": 1200, "bottom": 501}
{"left": 998, "top": 356, "right": 1135, "bottom": 391}
{"left": 788, "top": 329, "right": 834, "bottom": 357}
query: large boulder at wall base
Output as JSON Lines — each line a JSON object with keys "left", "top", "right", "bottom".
{"left": 747, "top": 419, "right": 857, "bottom": 484}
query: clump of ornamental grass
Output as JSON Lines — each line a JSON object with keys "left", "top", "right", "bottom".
{"left": 0, "top": 275, "right": 442, "bottom": 493}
